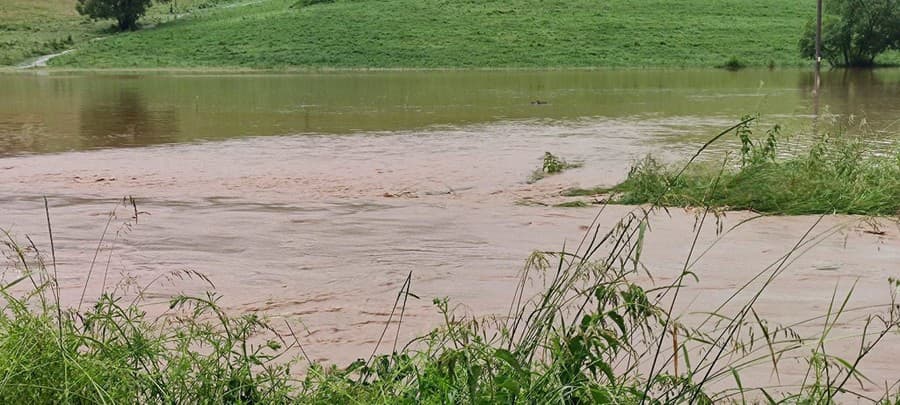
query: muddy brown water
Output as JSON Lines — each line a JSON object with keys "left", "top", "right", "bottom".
{"left": 1, "top": 69, "right": 899, "bottom": 395}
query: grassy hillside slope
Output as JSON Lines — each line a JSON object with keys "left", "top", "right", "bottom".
{"left": 48, "top": 0, "right": 827, "bottom": 69}
{"left": 0, "top": 0, "right": 237, "bottom": 66}
{"left": 0, "top": 0, "right": 99, "bottom": 66}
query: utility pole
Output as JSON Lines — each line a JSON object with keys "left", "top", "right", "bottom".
{"left": 815, "top": 0, "right": 823, "bottom": 70}
{"left": 813, "top": 0, "right": 823, "bottom": 136}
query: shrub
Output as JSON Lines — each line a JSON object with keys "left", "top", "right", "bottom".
{"left": 76, "top": 0, "right": 170, "bottom": 31}
{"left": 292, "top": 0, "right": 336, "bottom": 8}
{"left": 718, "top": 56, "right": 746, "bottom": 71}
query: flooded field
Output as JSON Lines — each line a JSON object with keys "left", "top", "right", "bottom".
{"left": 3, "top": 69, "right": 900, "bottom": 155}
{"left": 1, "top": 69, "right": 899, "bottom": 391}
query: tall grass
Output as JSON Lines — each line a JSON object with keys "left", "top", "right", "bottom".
{"left": 1, "top": 121, "right": 899, "bottom": 402}
{"left": 0, "top": 200, "right": 299, "bottom": 403}
{"left": 582, "top": 118, "right": 900, "bottom": 216}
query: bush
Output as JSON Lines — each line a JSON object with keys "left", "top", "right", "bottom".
{"left": 76, "top": 0, "right": 169, "bottom": 31}
{"left": 292, "top": 0, "right": 336, "bottom": 8}
{"left": 718, "top": 56, "right": 746, "bottom": 71}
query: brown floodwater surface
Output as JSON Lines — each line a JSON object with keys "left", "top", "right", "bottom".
{"left": 2, "top": 69, "right": 900, "bottom": 155}
{"left": 1, "top": 69, "right": 899, "bottom": 394}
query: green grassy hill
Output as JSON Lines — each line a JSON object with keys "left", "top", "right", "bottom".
{"left": 0, "top": 0, "right": 236, "bottom": 66}
{"left": 44, "top": 0, "right": 829, "bottom": 69}
{"left": 0, "top": 0, "right": 97, "bottom": 66}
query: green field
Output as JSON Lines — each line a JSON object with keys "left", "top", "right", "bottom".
{"left": 6, "top": 0, "right": 900, "bottom": 69}
{"left": 34, "top": 0, "right": 834, "bottom": 69}
{"left": 0, "top": 0, "right": 97, "bottom": 66}
{"left": 0, "top": 0, "right": 235, "bottom": 66}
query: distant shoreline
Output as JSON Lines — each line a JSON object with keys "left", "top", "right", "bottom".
{"left": 3, "top": 65, "right": 825, "bottom": 75}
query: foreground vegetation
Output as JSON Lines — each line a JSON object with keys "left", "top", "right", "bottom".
{"left": 3, "top": 128, "right": 900, "bottom": 401}
{"left": 44, "top": 0, "right": 865, "bottom": 69}
{"left": 566, "top": 118, "right": 900, "bottom": 216}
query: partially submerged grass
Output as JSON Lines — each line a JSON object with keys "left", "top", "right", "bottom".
{"left": 2, "top": 121, "right": 899, "bottom": 402}
{"left": 562, "top": 186, "right": 609, "bottom": 197}
{"left": 606, "top": 119, "right": 900, "bottom": 216}
{"left": 553, "top": 200, "right": 592, "bottom": 208}
{"left": 528, "top": 152, "right": 581, "bottom": 183}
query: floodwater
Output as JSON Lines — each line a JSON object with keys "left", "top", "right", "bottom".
{"left": 1, "top": 69, "right": 899, "bottom": 394}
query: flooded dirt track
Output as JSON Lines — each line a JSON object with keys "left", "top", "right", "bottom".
{"left": 1, "top": 69, "right": 900, "bottom": 393}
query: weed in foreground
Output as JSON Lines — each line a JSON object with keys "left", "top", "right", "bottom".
{"left": 0, "top": 199, "right": 298, "bottom": 403}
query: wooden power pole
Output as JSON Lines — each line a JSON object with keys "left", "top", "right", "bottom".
{"left": 813, "top": 0, "right": 823, "bottom": 136}
{"left": 815, "top": 0, "right": 823, "bottom": 70}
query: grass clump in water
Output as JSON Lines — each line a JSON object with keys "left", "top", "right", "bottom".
{"left": 529, "top": 152, "right": 581, "bottom": 183}
{"left": 554, "top": 200, "right": 591, "bottom": 208}
{"left": 608, "top": 119, "right": 900, "bottom": 216}
{"left": 561, "top": 186, "right": 609, "bottom": 197}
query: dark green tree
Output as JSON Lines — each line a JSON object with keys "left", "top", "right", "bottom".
{"left": 76, "top": 0, "right": 169, "bottom": 31}
{"left": 799, "top": 0, "right": 900, "bottom": 67}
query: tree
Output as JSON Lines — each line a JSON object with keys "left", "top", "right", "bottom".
{"left": 799, "top": 0, "right": 900, "bottom": 67}
{"left": 76, "top": 0, "right": 169, "bottom": 31}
